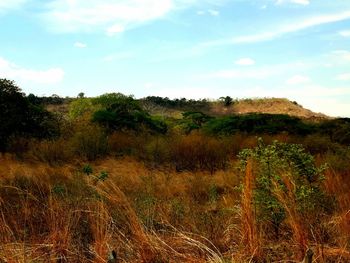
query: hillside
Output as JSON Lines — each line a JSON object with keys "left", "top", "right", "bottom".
{"left": 141, "top": 97, "right": 330, "bottom": 120}
{"left": 2, "top": 84, "right": 350, "bottom": 262}
{"left": 210, "top": 98, "right": 330, "bottom": 120}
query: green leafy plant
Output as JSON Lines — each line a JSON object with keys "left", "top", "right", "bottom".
{"left": 98, "top": 171, "right": 109, "bottom": 181}
{"left": 238, "top": 139, "right": 331, "bottom": 237}
{"left": 82, "top": 164, "right": 93, "bottom": 175}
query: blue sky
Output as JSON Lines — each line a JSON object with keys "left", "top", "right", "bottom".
{"left": 0, "top": 0, "right": 349, "bottom": 117}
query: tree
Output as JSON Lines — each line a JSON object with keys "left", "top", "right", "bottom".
{"left": 219, "top": 96, "right": 233, "bottom": 107}
{"left": 92, "top": 93, "right": 167, "bottom": 133}
{"left": 0, "top": 78, "right": 58, "bottom": 151}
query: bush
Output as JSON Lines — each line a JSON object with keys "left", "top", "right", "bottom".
{"left": 238, "top": 139, "right": 333, "bottom": 236}
{"left": 92, "top": 93, "right": 167, "bottom": 134}
{"left": 27, "top": 139, "right": 73, "bottom": 164}
{"left": 70, "top": 125, "right": 108, "bottom": 160}
{"left": 0, "top": 78, "right": 59, "bottom": 151}
{"left": 204, "top": 113, "right": 315, "bottom": 136}
{"left": 171, "top": 133, "right": 229, "bottom": 173}
{"left": 108, "top": 132, "right": 141, "bottom": 156}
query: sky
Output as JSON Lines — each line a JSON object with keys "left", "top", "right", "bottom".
{"left": 0, "top": 0, "right": 350, "bottom": 117}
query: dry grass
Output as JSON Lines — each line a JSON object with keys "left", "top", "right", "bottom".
{"left": 272, "top": 174, "right": 308, "bottom": 260}
{"left": 241, "top": 159, "right": 261, "bottom": 259}
{"left": 210, "top": 98, "right": 329, "bottom": 120}
{"left": 0, "top": 152, "right": 349, "bottom": 262}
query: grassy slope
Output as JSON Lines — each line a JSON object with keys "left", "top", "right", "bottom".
{"left": 209, "top": 98, "right": 329, "bottom": 120}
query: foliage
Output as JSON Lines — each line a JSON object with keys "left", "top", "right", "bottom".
{"left": 70, "top": 125, "right": 108, "bottom": 160}
{"left": 204, "top": 113, "right": 315, "bottom": 136}
{"left": 219, "top": 96, "right": 234, "bottom": 107}
{"left": 69, "top": 97, "right": 96, "bottom": 119}
{"left": 318, "top": 118, "right": 350, "bottom": 145}
{"left": 180, "top": 111, "right": 212, "bottom": 134}
{"left": 27, "top": 93, "right": 66, "bottom": 105}
{"left": 0, "top": 78, "right": 59, "bottom": 151}
{"left": 82, "top": 164, "right": 93, "bottom": 175}
{"left": 238, "top": 139, "right": 331, "bottom": 234}
{"left": 92, "top": 93, "right": 167, "bottom": 133}
{"left": 142, "top": 96, "right": 210, "bottom": 111}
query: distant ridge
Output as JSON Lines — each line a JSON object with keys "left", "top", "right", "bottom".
{"left": 142, "top": 97, "right": 330, "bottom": 121}
{"left": 203, "top": 98, "right": 329, "bottom": 121}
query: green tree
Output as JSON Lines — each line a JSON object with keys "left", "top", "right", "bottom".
{"left": 92, "top": 93, "right": 167, "bottom": 133}
{"left": 0, "top": 79, "right": 58, "bottom": 151}
{"left": 220, "top": 96, "right": 233, "bottom": 107}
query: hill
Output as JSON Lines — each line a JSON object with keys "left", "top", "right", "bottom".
{"left": 209, "top": 98, "right": 329, "bottom": 120}
{"left": 141, "top": 97, "right": 330, "bottom": 121}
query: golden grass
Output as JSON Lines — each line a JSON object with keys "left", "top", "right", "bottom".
{"left": 0, "top": 154, "right": 349, "bottom": 262}
{"left": 241, "top": 159, "right": 261, "bottom": 259}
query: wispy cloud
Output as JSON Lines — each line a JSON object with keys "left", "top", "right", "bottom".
{"left": 106, "top": 24, "right": 125, "bottom": 36}
{"left": 336, "top": 73, "right": 350, "bottom": 81}
{"left": 276, "top": 0, "right": 310, "bottom": 6}
{"left": 208, "top": 9, "right": 219, "bottom": 16}
{"left": 331, "top": 50, "right": 350, "bottom": 61}
{"left": 202, "top": 61, "right": 311, "bottom": 80}
{"left": 286, "top": 75, "right": 310, "bottom": 85}
{"left": 339, "top": 30, "right": 350, "bottom": 37}
{"left": 0, "top": 57, "right": 64, "bottom": 85}
{"left": 196, "top": 9, "right": 220, "bottom": 16}
{"left": 205, "top": 68, "right": 274, "bottom": 79}
{"left": 74, "top": 42, "right": 87, "bottom": 48}
{"left": 41, "top": 0, "right": 196, "bottom": 33}
{"left": 202, "top": 11, "right": 350, "bottom": 46}
{"left": 235, "top": 58, "right": 255, "bottom": 66}
{"left": 102, "top": 52, "right": 135, "bottom": 62}
{"left": 0, "top": 0, "right": 27, "bottom": 13}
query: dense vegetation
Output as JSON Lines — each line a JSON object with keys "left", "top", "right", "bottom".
{"left": 0, "top": 78, "right": 350, "bottom": 262}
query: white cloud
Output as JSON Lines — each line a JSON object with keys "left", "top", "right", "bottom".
{"left": 235, "top": 58, "right": 255, "bottom": 66}
{"left": 206, "top": 68, "right": 273, "bottom": 79}
{"left": 144, "top": 82, "right": 155, "bottom": 89}
{"left": 336, "top": 73, "right": 350, "bottom": 81}
{"left": 208, "top": 9, "right": 219, "bottom": 16}
{"left": 339, "top": 30, "right": 350, "bottom": 37}
{"left": 74, "top": 42, "right": 87, "bottom": 48}
{"left": 202, "top": 61, "right": 310, "bottom": 80}
{"left": 102, "top": 52, "right": 134, "bottom": 62}
{"left": 202, "top": 11, "right": 350, "bottom": 46}
{"left": 196, "top": 9, "right": 219, "bottom": 16}
{"left": 0, "top": 0, "right": 26, "bottom": 12}
{"left": 331, "top": 50, "right": 350, "bottom": 61}
{"left": 286, "top": 75, "right": 310, "bottom": 85}
{"left": 0, "top": 57, "right": 64, "bottom": 85}
{"left": 276, "top": 0, "right": 310, "bottom": 5}
{"left": 41, "top": 0, "right": 190, "bottom": 33}
{"left": 106, "top": 24, "right": 125, "bottom": 36}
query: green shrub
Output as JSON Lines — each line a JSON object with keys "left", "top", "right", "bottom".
{"left": 204, "top": 114, "right": 315, "bottom": 136}
{"left": 92, "top": 93, "right": 167, "bottom": 134}
{"left": 0, "top": 78, "right": 59, "bottom": 151}
{"left": 238, "top": 139, "right": 332, "bottom": 235}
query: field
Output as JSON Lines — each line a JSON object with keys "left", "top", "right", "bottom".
{"left": 1, "top": 84, "right": 350, "bottom": 262}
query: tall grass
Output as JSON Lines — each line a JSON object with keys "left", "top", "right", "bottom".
{"left": 241, "top": 159, "right": 261, "bottom": 259}
{"left": 1, "top": 134, "right": 350, "bottom": 262}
